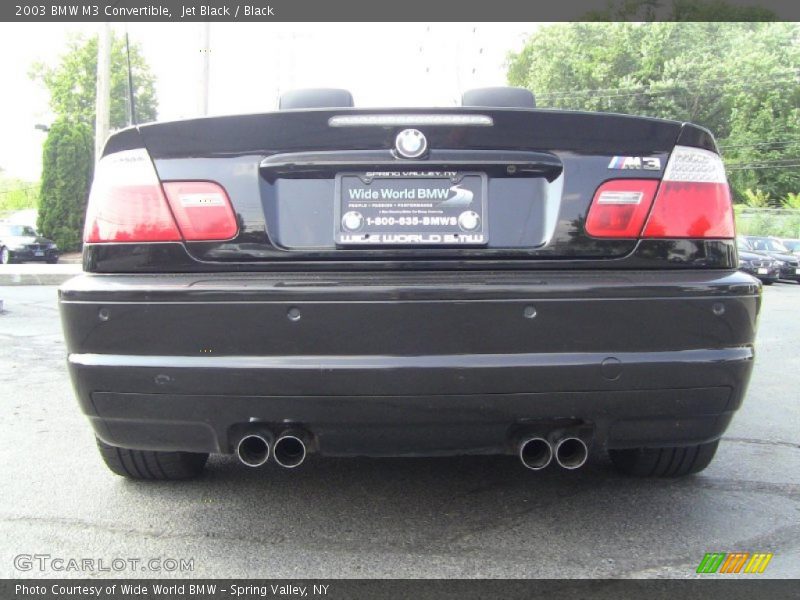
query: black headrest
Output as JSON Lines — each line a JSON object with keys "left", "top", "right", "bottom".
{"left": 461, "top": 87, "right": 536, "bottom": 108}
{"left": 279, "top": 88, "right": 354, "bottom": 110}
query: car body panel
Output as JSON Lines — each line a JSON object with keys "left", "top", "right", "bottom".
{"left": 60, "top": 105, "right": 756, "bottom": 463}
{"left": 85, "top": 108, "right": 727, "bottom": 270}
{"left": 60, "top": 269, "right": 760, "bottom": 456}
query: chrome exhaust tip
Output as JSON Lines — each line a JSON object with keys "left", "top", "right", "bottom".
{"left": 518, "top": 437, "right": 553, "bottom": 471}
{"left": 236, "top": 434, "right": 271, "bottom": 468}
{"left": 273, "top": 433, "right": 308, "bottom": 469}
{"left": 554, "top": 437, "right": 588, "bottom": 470}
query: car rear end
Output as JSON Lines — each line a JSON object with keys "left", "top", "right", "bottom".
{"left": 59, "top": 102, "right": 760, "bottom": 479}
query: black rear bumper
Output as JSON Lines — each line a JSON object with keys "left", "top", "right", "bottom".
{"left": 59, "top": 269, "right": 761, "bottom": 457}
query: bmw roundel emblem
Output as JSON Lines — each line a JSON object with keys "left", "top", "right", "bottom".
{"left": 341, "top": 210, "right": 364, "bottom": 232}
{"left": 395, "top": 129, "right": 427, "bottom": 159}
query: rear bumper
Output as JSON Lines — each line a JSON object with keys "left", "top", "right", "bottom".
{"left": 59, "top": 269, "right": 761, "bottom": 456}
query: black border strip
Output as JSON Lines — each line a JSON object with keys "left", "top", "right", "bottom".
{"left": 4, "top": 579, "right": 800, "bottom": 600}
{"left": 3, "top": 0, "right": 798, "bottom": 22}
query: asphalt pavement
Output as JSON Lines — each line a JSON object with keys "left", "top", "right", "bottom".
{"left": 0, "top": 283, "right": 798, "bottom": 579}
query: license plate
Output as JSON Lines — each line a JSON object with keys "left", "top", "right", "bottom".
{"left": 34, "top": 250, "right": 44, "bottom": 257}
{"left": 757, "top": 268, "right": 768, "bottom": 275}
{"left": 796, "top": 268, "right": 800, "bottom": 275}
{"left": 335, "top": 172, "right": 487, "bottom": 246}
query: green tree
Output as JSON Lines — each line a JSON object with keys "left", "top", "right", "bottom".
{"left": 37, "top": 119, "right": 94, "bottom": 251}
{"left": 0, "top": 178, "right": 39, "bottom": 214}
{"left": 31, "top": 31, "right": 158, "bottom": 130}
{"left": 507, "top": 22, "right": 800, "bottom": 201}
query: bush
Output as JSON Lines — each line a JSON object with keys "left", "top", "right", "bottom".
{"left": 741, "top": 188, "right": 771, "bottom": 208}
{"left": 37, "top": 118, "right": 94, "bottom": 251}
{"left": 0, "top": 179, "right": 39, "bottom": 215}
{"left": 782, "top": 193, "right": 800, "bottom": 210}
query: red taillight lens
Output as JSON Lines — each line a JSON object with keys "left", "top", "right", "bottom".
{"left": 586, "top": 145, "right": 734, "bottom": 240}
{"left": 163, "top": 181, "right": 237, "bottom": 241}
{"left": 642, "top": 181, "right": 733, "bottom": 237}
{"left": 642, "top": 146, "right": 734, "bottom": 238}
{"left": 585, "top": 179, "right": 658, "bottom": 238}
{"left": 84, "top": 149, "right": 181, "bottom": 243}
{"left": 84, "top": 149, "right": 238, "bottom": 243}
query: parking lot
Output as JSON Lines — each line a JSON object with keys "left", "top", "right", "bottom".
{"left": 1, "top": 282, "right": 798, "bottom": 579}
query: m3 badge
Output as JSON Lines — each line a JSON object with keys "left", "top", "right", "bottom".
{"left": 608, "top": 156, "right": 662, "bottom": 170}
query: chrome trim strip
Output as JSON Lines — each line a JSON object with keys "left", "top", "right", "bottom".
{"left": 69, "top": 348, "right": 753, "bottom": 370}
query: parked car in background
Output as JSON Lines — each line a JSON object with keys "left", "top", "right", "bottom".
{"left": 736, "top": 238, "right": 778, "bottom": 284}
{"left": 780, "top": 238, "right": 800, "bottom": 255}
{"left": 742, "top": 236, "right": 800, "bottom": 283}
{"left": 0, "top": 223, "right": 59, "bottom": 264}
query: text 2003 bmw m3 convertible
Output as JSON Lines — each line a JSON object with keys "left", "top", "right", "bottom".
{"left": 59, "top": 87, "right": 760, "bottom": 480}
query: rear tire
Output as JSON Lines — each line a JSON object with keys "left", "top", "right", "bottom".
{"left": 96, "top": 438, "right": 208, "bottom": 480}
{"left": 609, "top": 440, "right": 719, "bottom": 477}
{"left": 1, "top": 247, "right": 12, "bottom": 264}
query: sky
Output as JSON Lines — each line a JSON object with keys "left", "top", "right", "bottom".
{"left": 0, "top": 22, "right": 535, "bottom": 181}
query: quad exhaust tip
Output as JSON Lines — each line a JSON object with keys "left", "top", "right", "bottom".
{"left": 518, "top": 437, "right": 553, "bottom": 471}
{"left": 273, "top": 433, "right": 308, "bottom": 469}
{"left": 236, "top": 434, "right": 271, "bottom": 468}
{"left": 554, "top": 437, "right": 589, "bottom": 470}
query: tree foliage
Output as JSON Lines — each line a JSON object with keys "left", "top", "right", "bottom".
{"left": 31, "top": 31, "right": 158, "bottom": 130}
{"left": 507, "top": 22, "right": 800, "bottom": 203}
{"left": 0, "top": 177, "right": 39, "bottom": 214}
{"left": 37, "top": 118, "right": 94, "bottom": 251}
{"left": 31, "top": 31, "right": 158, "bottom": 250}
{"left": 783, "top": 192, "right": 800, "bottom": 210}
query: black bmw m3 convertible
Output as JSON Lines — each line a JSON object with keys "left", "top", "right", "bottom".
{"left": 58, "top": 87, "right": 760, "bottom": 480}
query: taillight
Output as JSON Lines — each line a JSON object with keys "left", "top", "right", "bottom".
{"left": 642, "top": 146, "right": 734, "bottom": 238}
{"left": 84, "top": 149, "right": 181, "bottom": 243}
{"left": 163, "top": 181, "right": 237, "bottom": 241}
{"left": 585, "top": 179, "right": 658, "bottom": 238}
{"left": 585, "top": 145, "right": 734, "bottom": 240}
{"left": 84, "top": 149, "right": 237, "bottom": 243}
